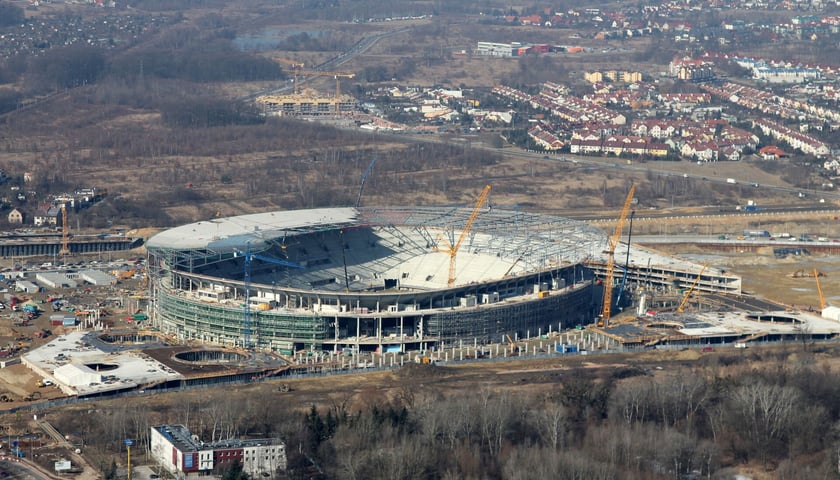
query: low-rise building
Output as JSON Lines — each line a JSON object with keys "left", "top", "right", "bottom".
{"left": 33, "top": 205, "right": 61, "bottom": 227}
{"left": 7, "top": 208, "right": 23, "bottom": 224}
{"left": 151, "top": 425, "right": 286, "bottom": 478}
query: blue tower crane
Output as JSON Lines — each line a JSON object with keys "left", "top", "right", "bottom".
{"left": 234, "top": 243, "right": 304, "bottom": 348}
{"left": 615, "top": 210, "right": 635, "bottom": 308}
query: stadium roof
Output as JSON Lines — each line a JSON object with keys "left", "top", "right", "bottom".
{"left": 147, "top": 208, "right": 359, "bottom": 253}
{"left": 147, "top": 207, "right": 608, "bottom": 260}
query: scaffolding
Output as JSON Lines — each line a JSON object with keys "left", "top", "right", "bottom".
{"left": 145, "top": 206, "right": 612, "bottom": 352}
{"left": 157, "top": 288, "right": 327, "bottom": 352}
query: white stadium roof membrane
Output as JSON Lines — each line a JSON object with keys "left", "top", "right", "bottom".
{"left": 147, "top": 208, "right": 360, "bottom": 253}
{"left": 147, "top": 207, "right": 609, "bottom": 281}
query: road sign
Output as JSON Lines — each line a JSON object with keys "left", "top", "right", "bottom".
{"left": 125, "top": 439, "right": 133, "bottom": 447}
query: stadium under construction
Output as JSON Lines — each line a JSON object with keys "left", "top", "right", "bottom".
{"left": 145, "top": 206, "right": 743, "bottom": 355}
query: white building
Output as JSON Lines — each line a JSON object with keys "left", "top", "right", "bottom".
{"left": 78, "top": 269, "right": 117, "bottom": 286}
{"left": 15, "top": 280, "right": 39, "bottom": 294}
{"left": 35, "top": 272, "right": 78, "bottom": 289}
{"left": 151, "top": 425, "right": 286, "bottom": 478}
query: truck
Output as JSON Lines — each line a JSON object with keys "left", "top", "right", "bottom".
{"left": 743, "top": 230, "right": 771, "bottom": 238}
{"left": 726, "top": 178, "right": 737, "bottom": 184}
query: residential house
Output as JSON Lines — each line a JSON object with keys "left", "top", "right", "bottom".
{"left": 33, "top": 205, "right": 62, "bottom": 227}
{"left": 7, "top": 208, "right": 23, "bottom": 224}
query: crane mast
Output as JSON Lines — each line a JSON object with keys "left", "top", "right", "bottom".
{"left": 59, "top": 205, "right": 70, "bottom": 256}
{"left": 598, "top": 184, "right": 636, "bottom": 327}
{"left": 235, "top": 244, "right": 304, "bottom": 348}
{"left": 275, "top": 59, "right": 305, "bottom": 95}
{"left": 298, "top": 70, "right": 355, "bottom": 114}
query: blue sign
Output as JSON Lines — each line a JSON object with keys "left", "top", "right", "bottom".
{"left": 125, "top": 439, "right": 134, "bottom": 447}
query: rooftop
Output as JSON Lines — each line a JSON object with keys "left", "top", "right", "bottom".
{"left": 22, "top": 331, "right": 182, "bottom": 396}
{"left": 154, "top": 424, "right": 282, "bottom": 452}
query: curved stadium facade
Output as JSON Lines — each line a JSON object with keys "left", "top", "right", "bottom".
{"left": 146, "top": 207, "right": 607, "bottom": 354}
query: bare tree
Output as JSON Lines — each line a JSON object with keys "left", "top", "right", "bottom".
{"left": 537, "top": 401, "right": 568, "bottom": 449}
{"left": 728, "top": 380, "right": 800, "bottom": 464}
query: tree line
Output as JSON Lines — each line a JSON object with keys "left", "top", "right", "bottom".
{"left": 22, "top": 346, "right": 840, "bottom": 479}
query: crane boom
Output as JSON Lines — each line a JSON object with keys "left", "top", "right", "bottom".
{"left": 439, "top": 185, "right": 491, "bottom": 286}
{"left": 677, "top": 264, "right": 708, "bottom": 313}
{"left": 599, "top": 184, "right": 636, "bottom": 327}
{"left": 234, "top": 244, "right": 304, "bottom": 348}
{"left": 356, "top": 158, "right": 376, "bottom": 208}
{"left": 505, "top": 333, "right": 516, "bottom": 353}
{"left": 816, "top": 267, "right": 826, "bottom": 311}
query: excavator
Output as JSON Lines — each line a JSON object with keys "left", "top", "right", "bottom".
{"left": 790, "top": 269, "right": 827, "bottom": 278}
{"left": 505, "top": 334, "right": 518, "bottom": 354}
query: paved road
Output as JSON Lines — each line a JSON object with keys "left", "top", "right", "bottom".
{"left": 0, "top": 459, "right": 51, "bottom": 480}
{"left": 397, "top": 133, "right": 840, "bottom": 202}
{"left": 247, "top": 26, "right": 413, "bottom": 100}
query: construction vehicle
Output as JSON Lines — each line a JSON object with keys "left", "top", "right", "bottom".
{"left": 677, "top": 264, "right": 708, "bottom": 313}
{"left": 790, "top": 269, "right": 827, "bottom": 278}
{"left": 505, "top": 333, "right": 517, "bottom": 354}
{"left": 597, "top": 184, "right": 636, "bottom": 327}
{"left": 114, "top": 269, "right": 136, "bottom": 280}
{"left": 23, "top": 391, "right": 42, "bottom": 401}
{"left": 436, "top": 185, "right": 491, "bottom": 286}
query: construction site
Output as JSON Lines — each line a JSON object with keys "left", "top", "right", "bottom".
{"left": 0, "top": 183, "right": 834, "bottom": 404}
{"left": 256, "top": 60, "right": 357, "bottom": 116}
{"left": 142, "top": 184, "right": 759, "bottom": 359}
{"left": 144, "top": 199, "right": 607, "bottom": 354}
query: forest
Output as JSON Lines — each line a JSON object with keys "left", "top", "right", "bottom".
{"left": 24, "top": 346, "right": 840, "bottom": 480}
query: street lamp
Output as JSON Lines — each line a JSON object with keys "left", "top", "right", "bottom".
{"left": 125, "top": 439, "right": 134, "bottom": 480}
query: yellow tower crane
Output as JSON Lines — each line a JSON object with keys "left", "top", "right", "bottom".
{"left": 677, "top": 264, "right": 708, "bottom": 313}
{"left": 275, "top": 59, "right": 304, "bottom": 95}
{"left": 437, "top": 185, "right": 491, "bottom": 286}
{"left": 598, "top": 184, "right": 636, "bottom": 327}
{"left": 59, "top": 205, "right": 70, "bottom": 256}
{"left": 299, "top": 70, "right": 356, "bottom": 114}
